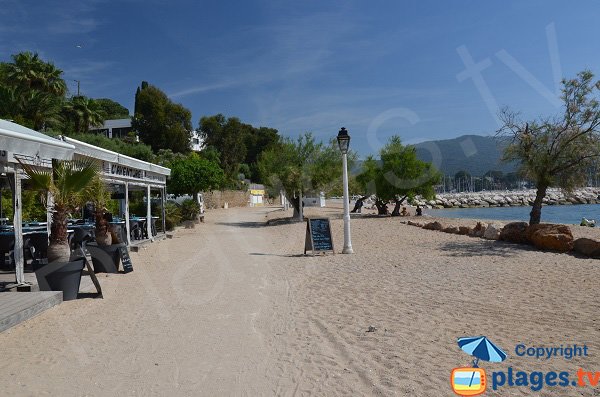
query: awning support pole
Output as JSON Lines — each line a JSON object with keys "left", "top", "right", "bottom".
{"left": 146, "top": 185, "right": 152, "bottom": 241}
{"left": 125, "top": 182, "right": 131, "bottom": 246}
{"left": 13, "top": 166, "right": 24, "bottom": 285}
{"left": 161, "top": 187, "right": 166, "bottom": 234}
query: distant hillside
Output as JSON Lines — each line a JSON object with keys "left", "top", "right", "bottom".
{"left": 413, "top": 134, "right": 516, "bottom": 176}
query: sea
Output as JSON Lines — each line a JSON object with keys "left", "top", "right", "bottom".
{"left": 427, "top": 204, "right": 600, "bottom": 225}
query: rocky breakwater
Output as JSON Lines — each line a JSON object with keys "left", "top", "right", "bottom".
{"left": 406, "top": 219, "right": 600, "bottom": 257}
{"left": 414, "top": 187, "right": 600, "bottom": 209}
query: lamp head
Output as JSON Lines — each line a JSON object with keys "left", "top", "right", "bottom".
{"left": 337, "top": 127, "right": 350, "bottom": 154}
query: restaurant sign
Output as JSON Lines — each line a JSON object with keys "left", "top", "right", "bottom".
{"left": 102, "top": 161, "right": 166, "bottom": 184}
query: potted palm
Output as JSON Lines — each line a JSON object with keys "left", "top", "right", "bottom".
{"left": 84, "top": 175, "right": 124, "bottom": 273}
{"left": 18, "top": 158, "right": 98, "bottom": 300}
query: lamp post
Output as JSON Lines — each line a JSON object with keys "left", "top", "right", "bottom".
{"left": 337, "top": 127, "right": 354, "bottom": 254}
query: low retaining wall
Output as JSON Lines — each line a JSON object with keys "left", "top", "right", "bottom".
{"left": 204, "top": 190, "right": 250, "bottom": 209}
{"left": 414, "top": 187, "right": 600, "bottom": 209}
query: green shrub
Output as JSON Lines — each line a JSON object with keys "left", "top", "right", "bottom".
{"left": 164, "top": 201, "right": 181, "bottom": 231}
{"left": 180, "top": 199, "right": 200, "bottom": 221}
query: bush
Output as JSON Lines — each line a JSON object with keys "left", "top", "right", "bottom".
{"left": 164, "top": 201, "right": 181, "bottom": 231}
{"left": 180, "top": 199, "right": 200, "bottom": 221}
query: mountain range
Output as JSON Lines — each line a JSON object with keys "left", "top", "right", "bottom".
{"left": 413, "top": 134, "right": 516, "bottom": 176}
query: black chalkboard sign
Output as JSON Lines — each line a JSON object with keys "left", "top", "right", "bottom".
{"left": 80, "top": 247, "right": 103, "bottom": 298}
{"left": 304, "top": 218, "right": 335, "bottom": 255}
{"left": 119, "top": 246, "right": 133, "bottom": 273}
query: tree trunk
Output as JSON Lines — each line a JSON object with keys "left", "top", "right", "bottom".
{"left": 290, "top": 194, "right": 303, "bottom": 221}
{"left": 529, "top": 185, "right": 547, "bottom": 225}
{"left": 391, "top": 196, "right": 408, "bottom": 217}
{"left": 50, "top": 204, "right": 69, "bottom": 245}
{"left": 375, "top": 199, "right": 389, "bottom": 215}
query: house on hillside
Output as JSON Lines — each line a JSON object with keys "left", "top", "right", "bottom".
{"left": 90, "top": 119, "right": 204, "bottom": 152}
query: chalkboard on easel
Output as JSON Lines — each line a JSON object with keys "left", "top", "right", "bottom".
{"left": 80, "top": 247, "right": 103, "bottom": 298}
{"left": 304, "top": 218, "right": 335, "bottom": 255}
{"left": 119, "top": 246, "right": 133, "bottom": 273}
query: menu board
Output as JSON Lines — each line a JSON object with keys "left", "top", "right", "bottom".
{"left": 119, "top": 246, "right": 133, "bottom": 273}
{"left": 304, "top": 218, "right": 334, "bottom": 255}
{"left": 80, "top": 247, "right": 103, "bottom": 298}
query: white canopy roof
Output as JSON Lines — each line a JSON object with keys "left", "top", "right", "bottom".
{"left": 0, "top": 119, "right": 75, "bottom": 165}
{"left": 62, "top": 136, "right": 171, "bottom": 176}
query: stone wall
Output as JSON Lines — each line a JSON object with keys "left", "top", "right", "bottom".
{"left": 413, "top": 187, "right": 600, "bottom": 209}
{"left": 204, "top": 190, "right": 250, "bottom": 209}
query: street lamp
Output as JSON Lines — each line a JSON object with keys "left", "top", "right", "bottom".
{"left": 337, "top": 127, "right": 354, "bottom": 254}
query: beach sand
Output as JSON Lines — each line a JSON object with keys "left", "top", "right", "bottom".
{"left": 0, "top": 205, "right": 598, "bottom": 396}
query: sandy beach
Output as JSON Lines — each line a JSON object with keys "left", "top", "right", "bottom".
{"left": 1, "top": 205, "right": 599, "bottom": 396}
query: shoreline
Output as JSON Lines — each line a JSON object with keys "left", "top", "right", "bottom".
{"left": 413, "top": 187, "right": 600, "bottom": 209}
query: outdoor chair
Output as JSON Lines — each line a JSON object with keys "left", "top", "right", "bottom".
{"left": 25, "top": 232, "right": 48, "bottom": 270}
{"left": 140, "top": 220, "right": 148, "bottom": 239}
{"left": 70, "top": 227, "right": 94, "bottom": 250}
{"left": 131, "top": 222, "right": 142, "bottom": 240}
{"left": 0, "top": 234, "right": 15, "bottom": 270}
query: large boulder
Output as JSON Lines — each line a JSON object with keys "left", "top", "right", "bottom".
{"left": 526, "top": 223, "right": 574, "bottom": 252}
{"left": 573, "top": 238, "right": 600, "bottom": 258}
{"left": 458, "top": 226, "right": 471, "bottom": 235}
{"left": 442, "top": 226, "right": 460, "bottom": 234}
{"left": 483, "top": 223, "right": 502, "bottom": 240}
{"left": 423, "top": 221, "right": 444, "bottom": 231}
{"left": 499, "top": 222, "right": 529, "bottom": 244}
{"left": 468, "top": 222, "right": 486, "bottom": 238}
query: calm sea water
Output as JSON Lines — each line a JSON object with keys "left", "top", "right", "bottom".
{"left": 427, "top": 204, "right": 600, "bottom": 225}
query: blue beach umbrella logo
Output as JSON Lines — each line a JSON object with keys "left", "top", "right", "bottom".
{"left": 450, "top": 336, "right": 507, "bottom": 395}
{"left": 458, "top": 336, "right": 508, "bottom": 367}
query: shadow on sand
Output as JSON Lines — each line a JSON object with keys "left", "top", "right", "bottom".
{"left": 249, "top": 252, "right": 306, "bottom": 258}
{"left": 439, "top": 239, "right": 536, "bottom": 258}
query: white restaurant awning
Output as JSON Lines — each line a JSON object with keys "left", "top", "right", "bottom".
{"left": 61, "top": 136, "right": 170, "bottom": 186}
{"left": 0, "top": 119, "right": 75, "bottom": 165}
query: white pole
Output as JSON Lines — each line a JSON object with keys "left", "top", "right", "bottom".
{"left": 125, "top": 182, "right": 131, "bottom": 246}
{"left": 146, "top": 185, "right": 153, "bottom": 241}
{"left": 13, "top": 167, "right": 24, "bottom": 284}
{"left": 342, "top": 152, "right": 354, "bottom": 254}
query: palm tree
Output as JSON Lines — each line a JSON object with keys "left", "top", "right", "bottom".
{"left": 1, "top": 52, "right": 67, "bottom": 131}
{"left": 63, "top": 96, "right": 105, "bottom": 133}
{"left": 17, "top": 158, "right": 99, "bottom": 262}
{"left": 4, "top": 52, "right": 67, "bottom": 96}
{"left": 21, "top": 90, "right": 64, "bottom": 131}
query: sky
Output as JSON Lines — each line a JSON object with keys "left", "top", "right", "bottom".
{"left": 2, "top": 0, "right": 600, "bottom": 155}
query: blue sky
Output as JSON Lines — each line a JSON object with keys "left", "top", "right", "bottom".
{"left": 2, "top": 0, "right": 600, "bottom": 155}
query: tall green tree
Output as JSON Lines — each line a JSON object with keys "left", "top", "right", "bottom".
{"left": 2, "top": 52, "right": 66, "bottom": 97}
{"left": 258, "top": 133, "right": 343, "bottom": 220}
{"left": 132, "top": 83, "right": 192, "bottom": 153}
{"left": 167, "top": 153, "right": 225, "bottom": 196}
{"left": 95, "top": 98, "right": 130, "bottom": 119}
{"left": 199, "top": 114, "right": 248, "bottom": 183}
{"left": 356, "top": 136, "right": 441, "bottom": 215}
{"left": 62, "top": 96, "right": 104, "bottom": 133}
{"left": 0, "top": 51, "right": 67, "bottom": 130}
{"left": 498, "top": 70, "right": 600, "bottom": 224}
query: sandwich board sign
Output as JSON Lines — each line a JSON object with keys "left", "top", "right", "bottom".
{"left": 80, "top": 247, "right": 103, "bottom": 298}
{"left": 304, "top": 218, "right": 334, "bottom": 256}
{"left": 119, "top": 246, "right": 133, "bottom": 273}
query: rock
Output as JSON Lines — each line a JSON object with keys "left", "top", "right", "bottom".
{"left": 442, "top": 226, "right": 460, "bottom": 234}
{"left": 573, "top": 238, "right": 600, "bottom": 258}
{"left": 499, "top": 222, "right": 529, "bottom": 244}
{"left": 483, "top": 223, "right": 502, "bottom": 240}
{"left": 458, "top": 226, "right": 471, "bottom": 235}
{"left": 468, "top": 222, "right": 486, "bottom": 237}
{"left": 423, "top": 221, "right": 444, "bottom": 231}
{"left": 526, "top": 223, "right": 574, "bottom": 252}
